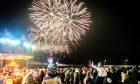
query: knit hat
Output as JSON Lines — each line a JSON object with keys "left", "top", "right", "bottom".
{"left": 47, "top": 63, "right": 57, "bottom": 77}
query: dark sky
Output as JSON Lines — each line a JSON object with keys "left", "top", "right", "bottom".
{"left": 0, "top": 0, "right": 139, "bottom": 65}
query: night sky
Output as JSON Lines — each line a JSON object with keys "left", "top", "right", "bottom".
{"left": 0, "top": 0, "right": 139, "bottom": 65}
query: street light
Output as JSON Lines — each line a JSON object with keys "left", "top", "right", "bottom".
{"left": 124, "top": 59, "right": 128, "bottom": 67}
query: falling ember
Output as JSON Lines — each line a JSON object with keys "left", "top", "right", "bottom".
{"left": 28, "top": 0, "right": 92, "bottom": 53}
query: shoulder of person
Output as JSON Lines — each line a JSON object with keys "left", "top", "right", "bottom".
{"left": 54, "top": 76, "right": 61, "bottom": 79}
{"left": 44, "top": 76, "right": 50, "bottom": 80}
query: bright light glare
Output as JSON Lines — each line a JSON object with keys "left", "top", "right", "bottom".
{"left": 0, "top": 38, "right": 20, "bottom": 45}
{"left": 10, "top": 40, "right": 20, "bottom": 45}
{"left": 48, "top": 57, "right": 53, "bottom": 64}
{"left": 23, "top": 42, "right": 31, "bottom": 48}
{"left": 56, "top": 62, "right": 59, "bottom": 65}
{"left": 31, "top": 45, "right": 36, "bottom": 50}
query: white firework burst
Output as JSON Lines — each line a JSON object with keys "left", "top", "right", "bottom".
{"left": 28, "top": 0, "right": 91, "bottom": 53}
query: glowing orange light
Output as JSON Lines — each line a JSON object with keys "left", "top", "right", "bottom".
{"left": 0, "top": 54, "right": 33, "bottom": 60}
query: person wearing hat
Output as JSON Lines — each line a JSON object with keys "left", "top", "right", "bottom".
{"left": 42, "top": 63, "right": 62, "bottom": 84}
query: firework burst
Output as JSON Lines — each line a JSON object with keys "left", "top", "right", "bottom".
{"left": 28, "top": 0, "right": 91, "bottom": 53}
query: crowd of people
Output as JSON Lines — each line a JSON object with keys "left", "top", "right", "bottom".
{"left": 0, "top": 62, "right": 139, "bottom": 84}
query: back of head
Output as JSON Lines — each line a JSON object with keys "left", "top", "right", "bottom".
{"left": 22, "top": 73, "right": 35, "bottom": 84}
{"left": 47, "top": 63, "right": 58, "bottom": 78}
{"left": 98, "top": 62, "right": 103, "bottom": 68}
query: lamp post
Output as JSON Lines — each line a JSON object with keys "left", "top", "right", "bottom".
{"left": 104, "top": 60, "right": 107, "bottom": 65}
{"left": 124, "top": 59, "right": 128, "bottom": 68}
